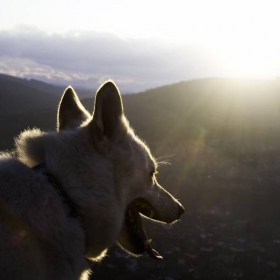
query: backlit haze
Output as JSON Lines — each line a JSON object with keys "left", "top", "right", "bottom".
{"left": 0, "top": 0, "right": 280, "bottom": 92}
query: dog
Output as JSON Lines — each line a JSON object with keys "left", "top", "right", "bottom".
{"left": 0, "top": 81, "right": 184, "bottom": 279}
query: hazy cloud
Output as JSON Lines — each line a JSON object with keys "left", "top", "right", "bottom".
{"left": 0, "top": 25, "right": 225, "bottom": 92}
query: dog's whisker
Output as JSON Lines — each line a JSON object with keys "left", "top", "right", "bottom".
{"left": 156, "top": 154, "right": 175, "bottom": 167}
{"left": 156, "top": 154, "right": 175, "bottom": 161}
{"left": 157, "top": 161, "right": 171, "bottom": 167}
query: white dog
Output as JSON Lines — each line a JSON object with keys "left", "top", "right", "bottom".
{"left": 0, "top": 81, "right": 184, "bottom": 279}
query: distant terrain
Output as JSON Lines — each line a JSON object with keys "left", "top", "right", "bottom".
{"left": 1, "top": 74, "right": 280, "bottom": 279}
{"left": 0, "top": 73, "right": 93, "bottom": 149}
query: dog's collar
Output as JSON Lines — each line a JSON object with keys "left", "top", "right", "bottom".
{"left": 32, "top": 163, "right": 79, "bottom": 218}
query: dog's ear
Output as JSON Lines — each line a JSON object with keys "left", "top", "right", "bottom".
{"left": 90, "top": 81, "right": 125, "bottom": 148}
{"left": 57, "top": 86, "right": 90, "bottom": 131}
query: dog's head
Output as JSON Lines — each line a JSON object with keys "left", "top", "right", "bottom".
{"left": 57, "top": 81, "right": 184, "bottom": 260}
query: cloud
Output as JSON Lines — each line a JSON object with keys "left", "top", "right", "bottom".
{"left": 0, "top": 25, "right": 225, "bottom": 92}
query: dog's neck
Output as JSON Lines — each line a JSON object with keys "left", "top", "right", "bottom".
{"left": 32, "top": 162, "right": 80, "bottom": 220}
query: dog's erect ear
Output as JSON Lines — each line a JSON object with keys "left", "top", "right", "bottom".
{"left": 90, "top": 81, "right": 125, "bottom": 141}
{"left": 57, "top": 86, "right": 90, "bottom": 131}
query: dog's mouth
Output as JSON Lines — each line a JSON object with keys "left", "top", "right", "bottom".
{"left": 117, "top": 198, "right": 163, "bottom": 260}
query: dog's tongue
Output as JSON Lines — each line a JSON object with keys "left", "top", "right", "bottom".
{"left": 144, "top": 239, "right": 163, "bottom": 260}
{"left": 132, "top": 205, "right": 163, "bottom": 260}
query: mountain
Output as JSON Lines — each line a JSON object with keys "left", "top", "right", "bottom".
{"left": 83, "top": 78, "right": 280, "bottom": 143}
{"left": 0, "top": 73, "right": 96, "bottom": 148}
{"left": 0, "top": 73, "right": 59, "bottom": 114}
{"left": 2, "top": 76, "right": 280, "bottom": 149}
{"left": 0, "top": 73, "right": 94, "bottom": 102}
{"left": 1, "top": 76, "right": 280, "bottom": 279}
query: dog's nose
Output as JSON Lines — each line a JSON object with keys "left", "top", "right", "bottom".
{"left": 178, "top": 204, "right": 185, "bottom": 217}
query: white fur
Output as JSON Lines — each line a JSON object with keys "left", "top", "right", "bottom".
{"left": 0, "top": 81, "right": 183, "bottom": 279}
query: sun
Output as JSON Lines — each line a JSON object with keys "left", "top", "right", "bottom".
{"left": 172, "top": 0, "right": 280, "bottom": 79}
{"left": 144, "top": 0, "right": 280, "bottom": 79}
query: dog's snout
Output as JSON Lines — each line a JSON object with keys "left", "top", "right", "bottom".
{"left": 178, "top": 204, "right": 185, "bottom": 218}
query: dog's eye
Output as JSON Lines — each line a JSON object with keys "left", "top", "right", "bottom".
{"left": 150, "top": 169, "right": 157, "bottom": 177}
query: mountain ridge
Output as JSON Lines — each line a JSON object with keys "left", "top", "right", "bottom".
{"left": 1, "top": 73, "right": 280, "bottom": 149}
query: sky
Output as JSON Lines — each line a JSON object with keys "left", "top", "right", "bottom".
{"left": 0, "top": 0, "right": 280, "bottom": 92}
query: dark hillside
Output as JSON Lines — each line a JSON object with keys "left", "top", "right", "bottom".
{"left": 0, "top": 73, "right": 93, "bottom": 101}
{"left": 123, "top": 79, "right": 280, "bottom": 142}
{"left": 1, "top": 77, "right": 280, "bottom": 279}
{"left": 0, "top": 74, "right": 94, "bottom": 149}
{"left": 0, "top": 78, "right": 58, "bottom": 113}
{"left": 82, "top": 78, "right": 280, "bottom": 144}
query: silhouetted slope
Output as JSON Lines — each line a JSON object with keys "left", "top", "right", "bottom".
{"left": 0, "top": 75, "right": 59, "bottom": 148}
{"left": 0, "top": 73, "right": 93, "bottom": 103}
{"left": 82, "top": 78, "right": 280, "bottom": 143}
{"left": 0, "top": 74, "right": 66, "bottom": 123}
{"left": 0, "top": 76, "right": 59, "bottom": 114}
{"left": 2, "top": 76, "right": 280, "bottom": 149}
{"left": 0, "top": 74, "right": 95, "bottom": 148}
